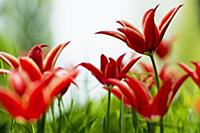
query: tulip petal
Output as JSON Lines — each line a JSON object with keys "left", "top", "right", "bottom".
{"left": 96, "top": 31, "right": 127, "bottom": 43}
{"left": 125, "top": 77, "right": 151, "bottom": 117}
{"left": 103, "top": 86, "right": 131, "bottom": 107}
{"left": 179, "top": 63, "right": 193, "bottom": 75}
{"left": 24, "top": 72, "right": 55, "bottom": 119}
{"left": 105, "top": 58, "right": 118, "bottom": 79}
{"left": 192, "top": 62, "right": 200, "bottom": 78}
{"left": 179, "top": 63, "right": 198, "bottom": 86}
{"left": 119, "top": 56, "right": 141, "bottom": 78}
{"left": 100, "top": 54, "right": 108, "bottom": 74}
{"left": 140, "top": 62, "right": 154, "bottom": 73}
{"left": 116, "top": 53, "right": 126, "bottom": 70}
{"left": 19, "top": 57, "right": 42, "bottom": 81}
{"left": 26, "top": 87, "right": 47, "bottom": 120}
{"left": 28, "top": 44, "right": 48, "bottom": 71}
{"left": 159, "top": 5, "right": 183, "bottom": 40}
{"left": 49, "top": 70, "right": 78, "bottom": 98}
{"left": 169, "top": 75, "right": 188, "bottom": 104}
{"left": 143, "top": 7, "right": 159, "bottom": 51}
{"left": 151, "top": 79, "right": 173, "bottom": 117}
{"left": 0, "top": 69, "right": 11, "bottom": 74}
{"left": 79, "top": 63, "right": 105, "bottom": 84}
{"left": 0, "top": 90, "right": 24, "bottom": 117}
{"left": 118, "top": 27, "right": 145, "bottom": 54}
{"left": 9, "top": 71, "right": 26, "bottom": 96}
{"left": 117, "top": 20, "right": 141, "bottom": 34}
{"left": 0, "top": 52, "right": 19, "bottom": 68}
{"left": 43, "top": 42, "right": 69, "bottom": 71}
{"left": 105, "top": 79, "right": 137, "bottom": 108}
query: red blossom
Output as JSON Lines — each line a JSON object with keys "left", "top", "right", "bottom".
{"left": 0, "top": 68, "right": 78, "bottom": 121}
{"left": 179, "top": 62, "right": 200, "bottom": 87}
{"left": 79, "top": 54, "right": 140, "bottom": 85}
{"left": 136, "top": 63, "right": 177, "bottom": 89}
{"left": 155, "top": 39, "right": 173, "bottom": 59}
{"left": 105, "top": 75, "right": 188, "bottom": 119}
{"left": 96, "top": 5, "right": 182, "bottom": 55}
{"left": 0, "top": 42, "right": 69, "bottom": 72}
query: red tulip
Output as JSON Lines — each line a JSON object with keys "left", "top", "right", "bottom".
{"left": 96, "top": 5, "right": 182, "bottom": 55}
{"left": 0, "top": 42, "right": 69, "bottom": 72}
{"left": 155, "top": 39, "right": 173, "bottom": 59}
{"left": 179, "top": 62, "right": 200, "bottom": 87}
{"left": 79, "top": 54, "right": 140, "bottom": 85}
{"left": 0, "top": 68, "right": 78, "bottom": 121}
{"left": 137, "top": 63, "right": 177, "bottom": 89}
{"left": 105, "top": 75, "right": 188, "bottom": 119}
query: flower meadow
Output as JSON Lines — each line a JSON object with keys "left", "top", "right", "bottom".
{"left": 0, "top": 2, "right": 200, "bottom": 133}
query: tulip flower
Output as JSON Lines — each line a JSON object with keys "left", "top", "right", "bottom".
{"left": 96, "top": 5, "right": 182, "bottom": 55}
{"left": 0, "top": 42, "right": 69, "bottom": 72}
{"left": 79, "top": 53, "right": 140, "bottom": 85}
{"left": 179, "top": 62, "right": 200, "bottom": 87}
{"left": 0, "top": 68, "right": 78, "bottom": 121}
{"left": 155, "top": 40, "right": 172, "bottom": 59}
{"left": 105, "top": 75, "right": 188, "bottom": 119}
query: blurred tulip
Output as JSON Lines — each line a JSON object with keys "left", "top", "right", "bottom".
{"left": 105, "top": 75, "right": 188, "bottom": 119}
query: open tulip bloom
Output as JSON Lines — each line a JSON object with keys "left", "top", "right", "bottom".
{"left": 0, "top": 42, "right": 69, "bottom": 73}
{"left": 0, "top": 42, "right": 79, "bottom": 122}
{"left": 96, "top": 5, "right": 182, "bottom": 55}
{"left": 79, "top": 53, "right": 140, "bottom": 85}
{"left": 105, "top": 75, "right": 188, "bottom": 120}
{"left": 0, "top": 64, "right": 78, "bottom": 121}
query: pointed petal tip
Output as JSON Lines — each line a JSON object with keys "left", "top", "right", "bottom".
{"left": 154, "top": 4, "right": 160, "bottom": 11}
{"left": 38, "top": 44, "right": 49, "bottom": 48}
{"left": 95, "top": 31, "right": 109, "bottom": 35}
{"left": 63, "top": 41, "right": 71, "bottom": 47}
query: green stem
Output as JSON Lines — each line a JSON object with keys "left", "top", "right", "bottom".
{"left": 31, "top": 124, "right": 36, "bottom": 133}
{"left": 50, "top": 103, "right": 55, "bottom": 132}
{"left": 106, "top": 86, "right": 112, "bottom": 133}
{"left": 37, "top": 114, "right": 46, "bottom": 133}
{"left": 10, "top": 118, "right": 15, "bottom": 133}
{"left": 58, "top": 96, "right": 62, "bottom": 133}
{"left": 149, "top": 54, "right": 160, "bottom": 88}
{"left": 160, "top": 118, "right": 164, "bottom": 133}
{"left": 131, "top": 108, "right": 138, "bottom": 132}
{"left": 149, "top": 54, "right": 163, "bottom": 133}
{"left": 147, "top": 121, "right": 154, "bottom": 133}
{"left": 51, "top": 103, "right": 55, "bottom": 123}
{"left": 119, "top": 98, "right": 124, "bottom": 133}
{"left": 0, "top": 60, "right": 7, "bottom": 86}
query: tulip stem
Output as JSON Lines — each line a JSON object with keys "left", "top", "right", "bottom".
{"left": 31, "top": 124, "right": 36, "bottom": 133}
{"left": 106, "top": 85, "right": 112, "bottom": 133}
{"left": 149, "top": 54, "right": 160, "bottom": 88}
{"left": 37, "top": 114, "right": 46, "bottom": 133}
{"left": 10, "top": 118, "right": 15, "bottom": 133}
{"left": 147, "top": 121, "right": 154, "bottom": 133}
{"left": 119, "top": 98, "right": 124, "bottom": 133}
{"left": 58, "top": 96, "right": 62, "bottom": 133}
{"left": 50, "top": 103, "right": 55, "bottom": 131}
{"left": 131, "top": 108, "right": 138, "bottom": 132}
{"left": 149, "top": 54, "right": 163, "bottom": 133}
